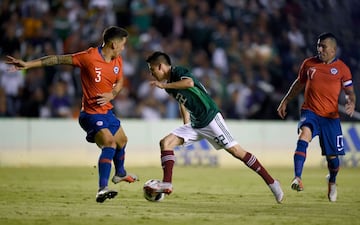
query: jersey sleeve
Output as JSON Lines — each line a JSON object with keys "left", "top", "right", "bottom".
{"left": 341, "top": 62, "right": 353, "bottom": 88}
{"left": 172, "top": 66, "right": 193, "bottom": 81}
{"left": 71, "top": 48, "right": 91, "bottom": 68}
{"left": 297, "top": 59, "right": 309, "bottom": 83}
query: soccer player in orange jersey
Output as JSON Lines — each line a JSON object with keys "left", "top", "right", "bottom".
{"left": 277, "top": 32, "right": 356, "bottom": 202}
{"left": 6, "top": 26, "right": 138, "bottom": 203}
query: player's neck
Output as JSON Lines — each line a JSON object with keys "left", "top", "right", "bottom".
{"left": 99, "top": 46, "right": 114, "bottom": 62}
{"left": 324, "top": 59, "right": 336, "bottom": 64}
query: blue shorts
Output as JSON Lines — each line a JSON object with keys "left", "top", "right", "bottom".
{"left": 298, "top": 109, "right": 345, "bottom": 156}
{"left": 78, "top": 110, "right": 120, "bottom": 143}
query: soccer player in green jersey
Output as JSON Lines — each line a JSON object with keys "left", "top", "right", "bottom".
{"left": 145, "top": 51, "right": 284, "bottom": 203}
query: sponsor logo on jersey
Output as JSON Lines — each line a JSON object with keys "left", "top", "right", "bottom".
{"left": 114, "top": 66, "right": 119, "bottom": 74}
{"left": 330, "top": 68, "right": 338, "bottom": 75}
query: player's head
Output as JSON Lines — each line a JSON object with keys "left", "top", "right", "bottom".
{"left": 317, "top": 32, "right": 337, "bottom": 63}
{"left": 146, "top": 51, "right": 172, "bottom": 66}
{"left": 146, "top": 51, "right": 172, "bottom": 81}
{"left": 103, "top": 26, "right": 128, "bottom": 44}
{"left": 102, "top": 26, "right": 128, "bottom": 56}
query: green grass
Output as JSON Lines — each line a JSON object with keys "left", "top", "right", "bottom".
{"left": 0, "top": 166, "right": 359, "bottom": 225}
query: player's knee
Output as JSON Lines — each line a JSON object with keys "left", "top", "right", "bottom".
{"left": 119, "top": 135, "right": 128, "bottom": 146}
{"left": 227, "top": 145, "right": 246, "bottom": 159}
{"left": 159, "top": 138, "right": 165, "bottom": 149}
{"left": 102, "top": 136, "right": 117, "bottom": 148}
{"left": 299, "top": 126, "right": 312, "bottom": 141}
{"left": 159, "top": 137, "right": 172, "bottom": 150}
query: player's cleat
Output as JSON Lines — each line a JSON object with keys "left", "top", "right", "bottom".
{"left": 144, "top": 181, "right": 173, "bottom": 195}
{"left": 112, "top": 173, "right": 138, "bottom": 184}
{"left": 269, "top": 180, "right": 284, "bottom": 203}
{"left": 291, "top": 177, "right": 304, "bottom": 191}
{"left": 326, "top": 174, "right": 337, "bottom": 202}
{"left": 328, "top": 182, "right": 337, "bottom": 202}
{"left": 96, "top": 187, "right": 118, "bottom": 203}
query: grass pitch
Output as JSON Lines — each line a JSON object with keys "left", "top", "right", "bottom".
{"left": 0, "top": 166, "right": 359, "bottom": 225}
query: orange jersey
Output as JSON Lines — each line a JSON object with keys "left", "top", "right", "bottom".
{"left": 72, "top": 47, "right": 123, "bottom": 114}
{"left": 298, "top": 56, "right": 353, "bottom": 118}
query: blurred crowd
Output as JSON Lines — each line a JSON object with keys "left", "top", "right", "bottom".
{"left": 0, "top": 0, "right": 359, "bottom": 120}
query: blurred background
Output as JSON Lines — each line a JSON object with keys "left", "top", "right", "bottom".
{"left": 0, "top": 0, "right": 359, "bottom": 121}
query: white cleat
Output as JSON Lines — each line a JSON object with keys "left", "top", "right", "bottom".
{"left": 144, "top": 181, "right": 173, "bottom": 195}
{"left": 269, "top": 180, "right": 284, "bottom": 203}
{"left": 326, "top": 174, "right": 337, "bottom": 202}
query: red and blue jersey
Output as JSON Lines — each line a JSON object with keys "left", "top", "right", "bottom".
{"left": 298, "top": 56, "right": 353, "bottom": 118}
{"left": 72, "top": 47, "right": 123, "bottom": 114}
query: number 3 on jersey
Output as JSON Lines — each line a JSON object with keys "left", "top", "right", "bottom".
{"left": 95, "top": 67, "right": 102, "bottom": 82}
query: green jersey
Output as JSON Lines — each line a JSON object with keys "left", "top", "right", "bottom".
{"left": 165, "top": 66, "right": 220, "bottom": 128}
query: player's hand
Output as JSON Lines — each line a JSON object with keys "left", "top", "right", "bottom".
{"left": 345, "top": 100, "right": 355, "bottom": 117}
{"left": 97, "top": 93, "right": 113, "bottom": 106}
{"left": 5, "top": 56, "right": 27, "bottom": 71}
{"left": 149, "top": 80, "right": 165, "bottom": 89}
{"left": 277, "top": 101, "right": 287, "bottom": 119}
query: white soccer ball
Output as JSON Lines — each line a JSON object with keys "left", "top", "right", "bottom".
{"left": 143, "top": 179, "right": 165, "bottom": 202}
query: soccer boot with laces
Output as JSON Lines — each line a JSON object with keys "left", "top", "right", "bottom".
{"left": 268, "top": 180, "right": 284, "bottom": 203}
{"left": 112, "top": 173, "right": 138, "bottom": 184}
{"left": 96, "top": 187, "right": 118, "bottom": 203}
{"left": 291, "top": 177, "right": 304, "bottom": 191}
{"left": 144, "top": 181, "right": 173, "bottom": 195}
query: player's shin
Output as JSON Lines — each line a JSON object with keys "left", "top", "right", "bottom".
{"left": 98, "top": 147, "right": 116, "bottom": 188}
{"left": 294, "top": 140, "right": 308, "bottom": 178}
{"left": 161, "top": 150, "right": 175, "bottom": 183}
{"left": 327, "top": 156, "right": 339, "bottom": 183}
{"left": 242, "top": 152, "right": 274, "bottom": 185}
{"left": 113, "top": 146, "right": 126, "bottom": 176}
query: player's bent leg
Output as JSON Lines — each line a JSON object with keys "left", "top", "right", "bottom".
{"left": 226, "top": 145, "right": 284, "bottom": 203}
{"left": 158, "top": 134, "right": 183, "bottom": 192}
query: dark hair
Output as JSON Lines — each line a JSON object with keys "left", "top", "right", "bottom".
{"left": 318, "top": 32, "right": 337, "bottom": 44}
{"left": 102, "top": 26, "right": 128, "bottom": 44}
{"left": 146, "top": 51, "right": 172, "bottom": 65}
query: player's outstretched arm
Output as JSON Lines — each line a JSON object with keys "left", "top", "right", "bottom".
{"left": 6, "top": 55, "right": 73, "bottom": 71}
{"left": 150, "top": 78, "right": 194, "bottom": 90}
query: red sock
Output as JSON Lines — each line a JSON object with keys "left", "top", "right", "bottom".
{"left": 243, "top": 152, "right": 274, "bottom": 185}
{"left": 161, "top": 150, "right": 175, "bottom": 183}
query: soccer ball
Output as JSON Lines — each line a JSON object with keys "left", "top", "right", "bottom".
{"left": 143, "top": 179, "right": 165, "bottom": 202}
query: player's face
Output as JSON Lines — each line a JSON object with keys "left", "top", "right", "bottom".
{"left": 113, "top": 38, "right": 127, "bottom": 56}
{"left": 148, "top": 63, "right": 163, "bottom": 81}
{"left": 317, "top": 38, "right": 336, "bottom": 64}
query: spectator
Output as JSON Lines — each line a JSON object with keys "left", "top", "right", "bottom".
{"left": 46, "top": 80, "right": 72, "bottom": 118}
{"left": 0, "top": 0, "right": 359, "bottom": 120}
